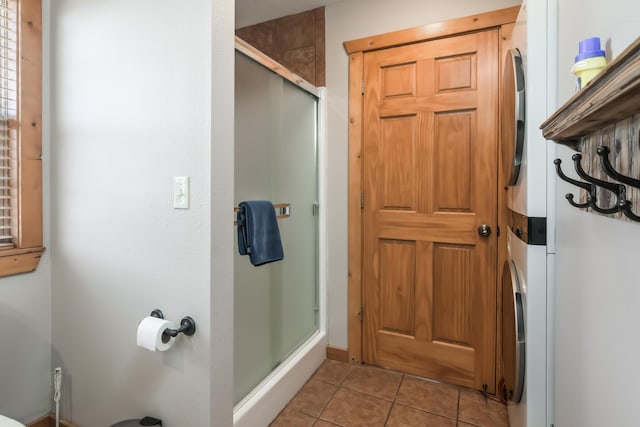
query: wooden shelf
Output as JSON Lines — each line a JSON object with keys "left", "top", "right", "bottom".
{"left": 540, "top": 37, "right": 640, "bottom": 149}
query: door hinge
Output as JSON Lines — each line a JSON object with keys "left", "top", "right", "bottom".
{"left": 360, "top": 192, "right": 364, "bottom": 208}
{"left": 361, "top": 79, "right": 365, "bottom": 95}
{"left": 358, "top": 305, "right": 364, "bottom": 322}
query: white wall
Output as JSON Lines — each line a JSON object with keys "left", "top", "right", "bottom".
{"left": 0, "top": 265, "right": 51, "bottom": 424}
{"left": 554, "top": 1, "right": 640, "bottom": 426}
{"left": 324, "top": 0, "right": 522, "bottom": 349}
{"left": 0, "top": 1, "right": 52, "bottom": 423}
{"left": 211, "top": 1, "right": 236, "bottom": 425}
{"left": 50, "top": 0, "right": 219, "bottom": 425}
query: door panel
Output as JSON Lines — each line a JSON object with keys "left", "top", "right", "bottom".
{"left": 379, "top": 239, "right": 416, "bottom": 336}
{"left": 362, "top": 30, "right": 499, "bottom": 392}
{"left": 433, "top": 244, "right": 473, "bottom": 346}
{"left": 435, "top": 53, "right": 477, "bottom": 92}
{"left": 380, "top": 115, "right": 417, "bottom": 210}
{"left": 433, "top": 111, "right": 474, "bottom": 211}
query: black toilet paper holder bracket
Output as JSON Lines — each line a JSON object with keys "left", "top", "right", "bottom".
{"left": 150, "top": 309, "right": 196, "bottom": 337}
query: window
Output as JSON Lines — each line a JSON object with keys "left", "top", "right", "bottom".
{"left": 0, "top": 0, "right": 43, "bottom": 277}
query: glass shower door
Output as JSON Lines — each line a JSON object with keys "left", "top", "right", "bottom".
{"left": 234, "top": 51, "right": 319, "bottom": 405}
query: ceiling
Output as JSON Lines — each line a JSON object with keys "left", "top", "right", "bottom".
{"left": 235, "top": 0, "right": 345, "bottom": 28}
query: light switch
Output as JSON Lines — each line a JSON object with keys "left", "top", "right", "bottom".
{"left": 173, "top": 176, "right": 190, "bottom": 209}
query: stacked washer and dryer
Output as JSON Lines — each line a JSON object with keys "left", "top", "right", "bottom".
{"left": 501, "top": 1, "right": 556, "bottom": 427}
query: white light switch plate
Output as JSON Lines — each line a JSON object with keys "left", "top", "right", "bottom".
{"left": 173, "top": 176, "right": 190, "bottom": 209}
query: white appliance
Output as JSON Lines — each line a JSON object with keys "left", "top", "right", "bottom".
{"left": 0, "top": 415, "right": 25, "bottom": 427}
{"left": 502, "top": 1, "right": 557, "bottom": 426}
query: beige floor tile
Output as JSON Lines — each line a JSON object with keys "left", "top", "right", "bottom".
{"left": 320, "top": 388, "right": 392, "bottom": 427}
{"left": 394, "top": 376, "right": 459, "bottom": 419}
{"left": 313, "top": 420, "right": 342, "bottom": 427}
{"left": 288, "top": 379, "right": 338, "bottom": 417}
{"left": 341, "top": 365, "right": 403, "bottom": 401}
{"left": 457, "top": 389, "right": 508, "bottom": 427}
{"left": 386, "top": 403, "right": 457, "bottom": 426}
{"left": 270, "top": 409, "right": 316, "bottom": 427}
{"left": 313, "top": 359, "right": 354, "bottom": 386}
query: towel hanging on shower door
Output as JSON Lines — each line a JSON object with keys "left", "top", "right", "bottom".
{"left": 237, "top": 200, "right": 284, "bottom": 266}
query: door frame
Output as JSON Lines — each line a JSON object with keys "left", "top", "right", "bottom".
{"left": 343, "top": 6, "right": 519, "bottom": 383}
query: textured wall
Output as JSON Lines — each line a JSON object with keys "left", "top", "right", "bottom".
{"left": 553, "top": 0, "right": 640, "bottom": 425}
{"left": 50, "top": 0, "right": 214, "bottom": 425}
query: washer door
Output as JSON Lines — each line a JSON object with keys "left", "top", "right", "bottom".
{"left": 502, "top": 260, "right": 525, "bottom": 403}
{"left": 501, "top": 48, "right": 525, "bottom": 186}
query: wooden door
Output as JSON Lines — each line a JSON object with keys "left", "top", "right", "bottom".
{"left": 362, "top": 29, "right": 499, "bottom": 392}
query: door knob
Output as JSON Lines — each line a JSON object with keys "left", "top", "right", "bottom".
{"left": 477, "top": 224, "right": 492, "bottom": 237}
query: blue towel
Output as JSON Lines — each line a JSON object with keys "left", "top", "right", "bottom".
{"left": 237, "top": 200, "right": 284, "bottom": 266}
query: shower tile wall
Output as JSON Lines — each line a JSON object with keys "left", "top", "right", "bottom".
{"left": 236, "top": 7, "right": 326, "bottom": 86}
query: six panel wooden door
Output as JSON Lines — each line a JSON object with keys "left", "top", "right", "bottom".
{"left": 362, "top": 29, "right": 499, "bottom": 392}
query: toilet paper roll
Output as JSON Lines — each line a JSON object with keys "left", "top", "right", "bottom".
{"left": 136, "top": 316, "right": 177, "bottom": 352}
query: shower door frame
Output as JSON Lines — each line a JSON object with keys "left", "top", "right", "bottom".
{"left": 232, "top": 37, "right": 328, "bottom": 427}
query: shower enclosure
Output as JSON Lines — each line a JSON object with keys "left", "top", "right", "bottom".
{"left": 233, "top": 40, "right": 323, "bottom": 420}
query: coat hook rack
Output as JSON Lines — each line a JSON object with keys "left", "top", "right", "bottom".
{"left": 554, "top": 158, "right": 593, "bottom": 209}
{"left": 554, "top": 150, "right": 640, "bottom": 221}
{"left": 571, "top": 153, "right": 624, "bottom": 214}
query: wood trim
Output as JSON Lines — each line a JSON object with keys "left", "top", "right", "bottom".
{"left": 26, "top": 415, "right": 49, "bottom": 427}
{"left": 234, "top": 36, "right": 320, "bottom": 97}
{"left": 0, "top": 246, "right": 45, "bottom": 277}
{"left": 18, "top": 0, "right": 43, "bottom": 248}
{"left": 326, "top": 345, "right": 349, "bottom": 363}
{"left": 347, "top": 51, "right": 363, "bottom": 364}
{"left": 0, "top": 0, "right": 44, "bottom": 277}
{"left": 26, "top": 414, "right": 77, "bottom": 427}
{"left": 343, "top": 6, "right": 520, "bottom": 54}
{"left": 346, "top": 8, "right": 519, "bottom": 370}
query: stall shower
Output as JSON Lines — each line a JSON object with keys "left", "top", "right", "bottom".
{"left": 233, "top": 44, "right": 325, "bottom": 425}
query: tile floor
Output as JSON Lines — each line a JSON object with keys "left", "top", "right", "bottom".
{"left": 270, "top": 360, "right": 509, "bottom": 427}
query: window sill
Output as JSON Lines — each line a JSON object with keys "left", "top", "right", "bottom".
{"left": 0, "top": 247, "right": 46, "bottom": 278}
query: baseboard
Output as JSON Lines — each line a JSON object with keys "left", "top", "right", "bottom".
{"left": 326, "top": 345, "right": 349, "bottom": 362}
{"left": 26, "top": 414, "right": 77, "bottom": 427}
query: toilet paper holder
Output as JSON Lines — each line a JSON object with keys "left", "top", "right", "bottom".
{"left": 150, "top": 309, "right": 196, "bottom": 337}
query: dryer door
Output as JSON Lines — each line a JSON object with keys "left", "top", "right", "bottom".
{"left": 501, "top": 48, "right": 525, "bottom": 186}
{"left": 502, "top": 260, "right": 525, "bottom": 403}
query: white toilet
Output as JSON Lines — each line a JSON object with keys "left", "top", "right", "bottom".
{"left": 0, "top": 415, "right": 26, "bottom": 427}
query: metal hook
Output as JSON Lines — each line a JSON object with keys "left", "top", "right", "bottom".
{"left": 617, "top": 187, "right": 640, "bottom": 222}
{"left": 554, "top": 158, "right": 622, "bottom": 214}
{"left": 572, "top": 153, "right": 623, "bottom": 195}
{"left": 555, "top": 159, "right": 592, "bottom": 208}
{"left": 619, "top": 200, "right": 640, "bottom": 221}
{"left": 572, "top": 153, "right": 628, "bottom": 214}
{"left": 565, "top": 193, "right": 590, "bottom": 209}
{"left": 554, "top": 158, "right": 591, "bottom": 191}
{"left": 586, "top": 192, "right": 622, "bottom": 214}
{"left": 596, "top": 146, "right": 640, "bottom": 189}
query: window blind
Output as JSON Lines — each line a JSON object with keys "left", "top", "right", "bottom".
{"left": 0, "top": 0, "right": 16, "bottom": 248}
